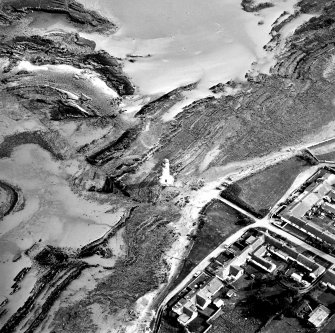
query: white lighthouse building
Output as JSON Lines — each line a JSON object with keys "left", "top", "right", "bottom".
{"left": 159, "top": 159, "right": 174, "bottom": 186}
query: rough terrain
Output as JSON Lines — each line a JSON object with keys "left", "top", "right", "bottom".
{"left": 2, "top": 0, "right": 335, "bottom": 332}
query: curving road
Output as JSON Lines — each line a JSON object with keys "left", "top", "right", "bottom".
{"left": 152, "top": 163, "right": 335, "bottom": 333}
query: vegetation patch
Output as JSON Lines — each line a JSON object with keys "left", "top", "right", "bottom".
{"left": 171, "top": 200, "right": 253, "bottom": 288}
{"left": 50, "top": 204, "right": 180, "bottom": 332}
{"left": 220, "top": 157, "right": 311, "bottom": 218}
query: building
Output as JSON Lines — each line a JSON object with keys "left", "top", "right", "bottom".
{"left": 265, "top": 233, "right": 326, "bottom": 280}
{"left": 308, "top": 305, "right": 330, "bottom": 328}
{"left": 229, "top": 265, "right": 244, "bottom": 281}
{"left": 159, "top": 159, "right": 174, "bottom": 186}
{"left": 321, "top": 267, "right": 335, "bottom": 290}
{"left": 196, "top": 277, "right": 224, "bottom": 310}
{"left": 177, "top": 300, "right": 198, "bottom": 326}
{"left": 249, "top": 244, "right": 276, "bottom": 273}
{"left": 216, "top": 235, "right": 265, "bottom": 281}
{"left": 172, "top": 276, "right": 224, "bottom": 326}
{"left": 278, "top": 169, "right": 335, "bottom": 246}
{"left": 226, "top": 289, "right": 235, "bottom": 298}
{"left": 245, "top": 235, "right": 257, "bottom": 245}
{"left": 291, "top": 272, "right": 303, "bottom": 283}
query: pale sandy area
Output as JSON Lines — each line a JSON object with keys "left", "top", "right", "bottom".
{"left": 78, "top": 0, "right": 277, "bottom": 96}
{"left": 77, "top": 0, "right": 315, "bottom": 120}
{"left": 0, "top": 144, "right": 125, "bottom": 321}
{"left": 14, "top": 61, "right": 119, "bottom": 98}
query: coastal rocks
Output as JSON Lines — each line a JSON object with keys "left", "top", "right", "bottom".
{"left": 0, "top": 181, "right": 18, "bottom": 219}
{"left": 135, "top": 82, "right": 197, "bottom": 118}
{"left": 241, "top": 0, "right": 274, "bottom": 12}
{"left": 1, "top": 261, "right": 88, "bottom": 333}
{"left": 86, "top": 127, "right": 142, "bottom": 166}
{"left": 1, "top": 0, "right": 116, "bottom": 33}
{"left": 0, "top": 131, "right": 65, "bottom": 160}
{"left": 0, "top": 33, "right": 133, "bottom": 99}
{"left": 34, "top": 246, "right": 68, "bottom": 266}
{"left": 0, "top": 181, "right": 24, "bottom": 219}
{"left": 50, "top": 99, "right": 98, "bottom": 120}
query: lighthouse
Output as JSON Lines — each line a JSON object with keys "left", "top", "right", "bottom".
{"left": 159, "top": 159, "right": 174, "bottom": 186}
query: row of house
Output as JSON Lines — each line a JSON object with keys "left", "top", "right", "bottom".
{"left": 171, "top": 235, "right": 267, "bottom": 328}
{"left": 172, "top": 276, "right": 224, "bottom": 327}
{"left": 279, "top": 171, "right": 335, "bottom": 246}
{"left": 172, "top": 227, "right": 329, "bottom": 331}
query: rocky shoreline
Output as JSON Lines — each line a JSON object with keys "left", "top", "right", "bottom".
{"left": 0, "top": 0, "right": 116, "bottom": 33}
{"left": 2, "top": 0, "right": 335, "bottom": 332}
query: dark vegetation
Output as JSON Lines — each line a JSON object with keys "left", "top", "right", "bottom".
{"left": 316, "top": 151, "right": 335, "bottom": 162}
{"left": 220, "top": 157, "right": 311, "bottom": 218}
{"left": 170, "top": 200, "right": 253, "bottom": 289}
{"left": 51, "top": 205, "right": 181, "bottom": 332}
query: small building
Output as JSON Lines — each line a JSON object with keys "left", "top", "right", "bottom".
{"left": 245, "top": 235, "right": 257, "bottom": 245}
{"left": 159, "top": 159, "right": 174, "bottom": 186}
{"left": 177, "top": 302, "right": 198, "bottom": 326}
{"left": 226, "top": 289, "right": 235, "bottom": 298}
{"left": 229, "top": 265, "right": 244, "bottom": 281}
{"left": 173, "top": 276, "right": 224, "bottom": 325}
{"left": 308, "top": 305, "right": 330, "bottom": 328}
{"left": 291, "top": 272, "right": 303, "bottom": 283}
{"left": 249, "top": 245, "right": 276, "bottom": 273}
{"left": 322, "top": 203, "right": 335, "bottom": 215}
{"left": 213, "top": 298, "right": 224, "bottom": 308}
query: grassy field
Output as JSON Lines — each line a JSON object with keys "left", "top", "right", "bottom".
{"left": 262, "top": 317, "right": 310, "bottom": 333}
{"left": 211, "top": 307, "right": 261, "bottom": 333}
{"left": 320, "top": 315, "right": 335, "bottom": 332}
{"left": 316, "top": 151, "right": 335, "bottom": 161}
{"left": 220, "top": 157, "right": 311, "bottom": 218}
{"left": 170, "top": 199, "right": 253, "bottom": 288}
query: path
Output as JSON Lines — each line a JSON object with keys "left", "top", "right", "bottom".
{"left": 152, "top": 138, "right": 335, "bottom": 333}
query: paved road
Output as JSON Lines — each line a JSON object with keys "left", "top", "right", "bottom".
{"left": 152, "top": 148, "right": 335, "bottom": 332}
{"left": 153, "top": 190, "right": 335, "bottom": 333}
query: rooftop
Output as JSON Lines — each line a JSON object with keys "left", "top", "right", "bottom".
{"left": 308, "top": 304, "right": 330, "bottom": 328}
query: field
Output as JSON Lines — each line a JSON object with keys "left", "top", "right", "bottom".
{"left": 320, "top": 315, "right": 335, "bottom": 332}
{"left": 170, "top": 199, "right": 253, "bottom": 288}
{"left": 316, "top": 151, "right": 335, "bottom": 162}
{"left": 220, "top": 157, "right": 311, "bottom": 218}
{"left": 211, "top": 308, "right": 260, "bottom": 333}
{"left": 262, "top": 317, "right": 309, "bottom": 333}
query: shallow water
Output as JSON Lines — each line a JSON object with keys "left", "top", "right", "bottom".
{"left": 27, "top": 11, "right": 78, "bottom": 34}
{"left": 78, "top": 0, "right": 304, "bottom": 97}
{"left": 80, "top": 0, "right": 266, "bottom": 95}
{"left": 0, "top": 144, "right": 126, "bottom": 320}
{"left": 0, "top": 144, "right": 123, "bottom": 249}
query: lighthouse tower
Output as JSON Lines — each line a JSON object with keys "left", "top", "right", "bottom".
{"left": 159, "top": 159, "right": 174, "bottom": 186}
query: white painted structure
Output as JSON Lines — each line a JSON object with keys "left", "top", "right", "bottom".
{"left": 159, "top": 159, "right": 174, "bottom": 186}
